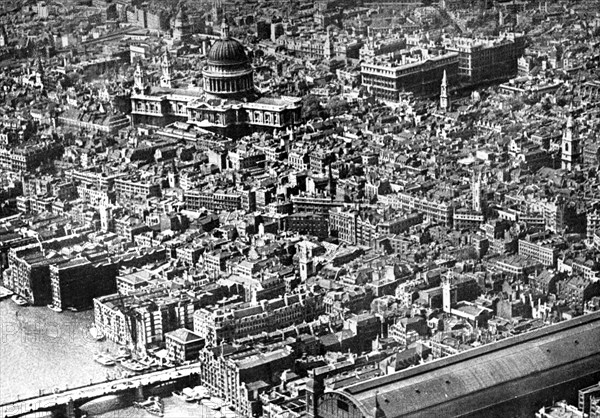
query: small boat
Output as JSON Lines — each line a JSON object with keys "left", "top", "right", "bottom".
{"left": 192, "top": 385, "right": 209, "bottom": 400}
{"left": 209, "top": 397, "right": 225, "bottom": 409}
{"left": 115, "top": 347, "right": 131, "bottom": 361}
{"left": 66, "top": 307, "right": 79, "bottom": 312}
{"left": 47, "top": 304, "right": 63, "bottom": 313}
{"left": 0, "top": 286, "right": 13, "bottom": 299}
{"left": 139, "top": 357, "right": 158, "bottom": 368}
{"left": 173, "top": 387, "right": 197, "bottom": 402}
{"left": 120, "top": 358, "right": 148, "bottom": 372}
{"left": 134, "top": 396, "right": 164, "bottom": 417}
{"left": 172, "top": 390, "right": 187, "bottom": 402}
{"left": 11, "top": 295, "right": 28, "bottom": 306}
{"left": 89, "top": 327, "right": 105, "bottom": 341}
{"left": 202, "top": 400, "right": 221, "bottom": 410}
{"left": 94, "top": 353, "right": 116, "bottom": 366}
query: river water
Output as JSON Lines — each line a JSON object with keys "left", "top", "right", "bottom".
{"left": 0, "top": 299, "right": 113, "bottom": 403}
{"left": 0, "top": 299, "right": 223, "bottom": 417}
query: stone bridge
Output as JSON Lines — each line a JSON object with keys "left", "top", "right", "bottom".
{"left": 0, "top": 363, "right": 200, "bottom": 418}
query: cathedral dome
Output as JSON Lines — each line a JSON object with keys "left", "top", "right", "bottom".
{"left": 202, "top": 19, "right": 254, "bottom": 98}
{"left": 207, "top": 38, "right": 248, "bottom": 65}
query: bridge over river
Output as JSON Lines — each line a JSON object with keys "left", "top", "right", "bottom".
{"left": 0, "top": 363, "right": 200, "bottom": 418}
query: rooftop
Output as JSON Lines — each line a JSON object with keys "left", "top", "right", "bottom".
{"left": 342, "top": 312, "right": 600, "bottom": 417}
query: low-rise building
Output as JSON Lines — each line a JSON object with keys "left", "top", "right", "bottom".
{"left": 165, "top": 328, "right": 205, "bottom": 363}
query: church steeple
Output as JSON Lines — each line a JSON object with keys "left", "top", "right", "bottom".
{"left": 561, "top": 108, "right": 580, "bottom": 172}
{"left": 35, "top": 58, "right": 45, "bottom": 89}
{"left": 324, "top": 27, "right": 334, "bottom": 60}
{"left": 133, "top": 60, "right": 146, "bottom": 92}
{"left": 160, "top": 50, "right": 172, "bottom": 89}
{"left": 472, "top": 170, "right": 484, "bottom": 212}
{"left": 282, "top": 128, "right": 292, "bottom": 153}
{"left": 566, "top": 113, "right": 574, "bottom": 132}
{"left": 440, "top": 70, "right": 450, "bottom": 111}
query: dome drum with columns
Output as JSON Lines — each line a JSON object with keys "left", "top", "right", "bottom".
{"left": 202, "top": 20, "right": 254, "bottom": 98}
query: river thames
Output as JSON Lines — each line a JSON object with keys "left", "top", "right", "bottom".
{"left": 0, "top": 299, "right": 220, "bottom": 417}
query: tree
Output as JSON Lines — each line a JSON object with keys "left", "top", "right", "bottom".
{"left": 326, "top": 96, "right": 349, "bottom": 117}
{"left": 302, "top": 94, "right": 323, "bottom": 121}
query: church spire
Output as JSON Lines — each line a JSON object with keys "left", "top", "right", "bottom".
{"left": 561, "top": 106, "right": 580, "bottom": 172}
{"left": 440, "top": 70, "right": 450, "bottom": 111}
{"left": 133, "top": 59, "right": 146, "bottom": 92}
{"left": 160, "top": 49, "right": 172, "bottom": 89}
{"left": 35, "top": 58, "right": 45, "bottom": 89}
{"left": 324, "top": 26, "right": 334, "bottom": 60}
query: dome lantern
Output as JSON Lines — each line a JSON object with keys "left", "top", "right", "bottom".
{"left": 221, "top": 18, "right": 230, "bottom": 40}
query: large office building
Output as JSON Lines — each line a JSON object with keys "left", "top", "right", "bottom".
{"left": 114, "top": 176, "right": 162, "bottom": 204}
{"left": 0, "top": 142, "right": 63, "bottom": 173}
{"left": 361, "top": 31, "right": 526, "bottom": 102}
{"left": 406, "top": 32, "right": 526, "bottom": 85}
{"left": 193, "top": 292, "right": 322, "bottom": 346}
{"left": 518, "top": 231, "right": 563, "bottom": 267}
{"left": 131, "top": 20, "right": 301, "bottom": 138}
{"left": 446, "top": 33, "right": 526, "bottom": 84}
{"left": 361, "top": 50, "right": 459, "bottom": 101}
{"left": 306, "top": 311, "right": 600, "bottom": 418}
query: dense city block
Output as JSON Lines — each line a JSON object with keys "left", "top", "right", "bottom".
{"left": 1, "top": 0, "right": 600, "bottom": 417}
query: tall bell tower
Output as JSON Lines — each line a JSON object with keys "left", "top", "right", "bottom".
{"left": 298, "top": 242, "right": 314, "bottom": 282}
{"left": 561, "top": 111, "right": 580, "bottom": 172}
{"left": 324, "top": 27, "right": 334, "bottom": 60}
{"left": 442, "top": 273, "right": 456, "bottom": 313}
{"left": 160, "top": 50, "right": 172, "bottom": 89}
{"left": 440, "top": 70, "right": 450, "bottom": 112}
{"left": 133, "top": 60, "right": 146, "bottom": 93}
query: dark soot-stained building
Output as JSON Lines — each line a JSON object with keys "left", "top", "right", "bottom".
{"left": 308, "top": 311, "right": 600, "bottom": 418}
